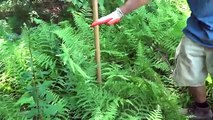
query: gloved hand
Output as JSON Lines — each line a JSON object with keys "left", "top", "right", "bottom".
{"left": 91, "top": 8, "right": 124, "bottom": 27}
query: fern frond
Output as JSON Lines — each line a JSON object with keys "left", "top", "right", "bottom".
{"left": 0, "top": 92, "right": 25, "bottom": 120}
{"left": 146, "top": 105, "right": 163, "bottom": 120}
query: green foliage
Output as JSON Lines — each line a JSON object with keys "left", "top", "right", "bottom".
{"left": 146, "top": 105, "right": 163, "bottom": 120}
{"left": 64, "top": 0, "right": 89, "bottom": 10}
{"left": 0, "top": 93, "right": 24, "bottom": 120}
{"left": 0, "top": 0, "right": 194, "bottom": 119}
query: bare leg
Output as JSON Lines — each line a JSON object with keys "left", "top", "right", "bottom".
{"left": 189, "top": 86, "right": 207, "bottom": 103}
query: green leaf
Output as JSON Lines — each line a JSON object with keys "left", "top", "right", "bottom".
{"left": 15, "top": 93, "right": 34, "bottom": 106}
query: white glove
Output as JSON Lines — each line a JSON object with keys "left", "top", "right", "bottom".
{"left": 91, "top": 8, "right": 124, "bottom": 27}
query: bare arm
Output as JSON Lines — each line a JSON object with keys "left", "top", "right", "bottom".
{"left": 91, "top": 0, "right": 150, "bottom": 27}
{"left": 120, "top": 0, "right": 150, "bottom": 15}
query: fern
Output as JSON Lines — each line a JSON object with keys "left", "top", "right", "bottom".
{"left": 146, "top": 105, "right": 163, "bottom": 120}
{"left": 0, "top": 92, "right": 25, "bottom": 120}
{"left": 0, "top": 0, "right": 191, "bottom": 119}
{"left": 134, "top": 42, "right": 161, "bottom": 81}
{"left": 16, "top": 81, "right": 69, "bottom": 119}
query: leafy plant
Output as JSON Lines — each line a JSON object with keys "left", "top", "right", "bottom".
{"left": 146, "top": 105, "right": 163, "bottom": 120}
{"left": 0, "top": 0, "right": 194, "bottom": 119}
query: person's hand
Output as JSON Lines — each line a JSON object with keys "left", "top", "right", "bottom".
{"left": 91, "top": 8, "right": 124, "bottom": 27}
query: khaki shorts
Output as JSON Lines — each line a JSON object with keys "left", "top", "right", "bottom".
{"left": 173, "top": 36, "right": 213, "bottom": 87}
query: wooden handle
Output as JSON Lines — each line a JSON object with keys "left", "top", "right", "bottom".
{"left": 92, "top": 0, "right": 102, "bottom": 83}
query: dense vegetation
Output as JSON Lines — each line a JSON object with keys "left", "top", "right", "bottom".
{"left": 0, "top": 0, "right": 212, "bottom": 120}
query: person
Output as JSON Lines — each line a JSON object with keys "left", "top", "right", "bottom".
{"left": 91, "top": 0, "right": 213, "bottom": 119}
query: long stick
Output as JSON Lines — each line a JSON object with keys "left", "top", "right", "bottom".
{"left": 92, "top": 0, "right": 102, "bottom": 83}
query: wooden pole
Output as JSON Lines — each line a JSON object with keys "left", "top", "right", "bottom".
{"left": 92, "top": 0, "right": 102, "bottom": 83}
